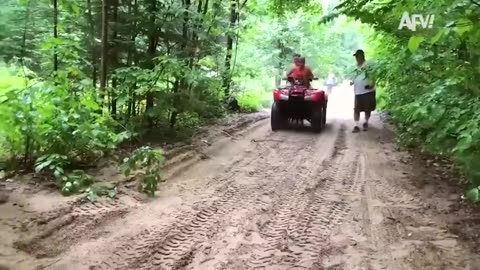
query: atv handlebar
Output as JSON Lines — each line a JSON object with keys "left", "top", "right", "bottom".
{"left": 284, "top": 77, "right": 318, "bottom": 81}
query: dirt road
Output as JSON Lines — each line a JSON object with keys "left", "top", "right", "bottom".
{"left": 1, "top": 87, "right": 480, "bottom": 269}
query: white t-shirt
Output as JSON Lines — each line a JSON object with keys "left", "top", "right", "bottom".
{"left": 326, "top": 74, "right": 336, "bottom": 85}
{"left": 352, "top": 61, "right": 375, "bottom": 95}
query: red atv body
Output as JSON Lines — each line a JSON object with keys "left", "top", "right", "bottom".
{"left": 271, "top": 78, "right": 328, "bottom": 132}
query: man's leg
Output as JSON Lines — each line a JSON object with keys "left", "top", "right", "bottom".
{"left": 363, "top": 111, "right": 371, "bottom": 130}
{"left": 353, "top": 109, "right": 361, "bottom": 133}
{"left": 353, "top": 94, "right": 361, "bottom": 132}
{"left": 363, "top": 92, "right": 375, "bottom": 131}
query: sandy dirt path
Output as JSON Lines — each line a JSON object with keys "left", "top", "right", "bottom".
{"left": 1, "top": 85, "right": 480, "bottom": 270}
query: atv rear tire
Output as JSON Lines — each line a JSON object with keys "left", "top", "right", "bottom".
{"left": 311, "top": 105, "right": 325, "bottom": 133}
{"left": 271, "top": 102, "right": 285, "bottom": 131}
{"left": 322, "top": 101, "right": 327, "bottom": 126}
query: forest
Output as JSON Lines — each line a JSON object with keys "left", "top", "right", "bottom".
{"left": 1, "top": 0, "right": 480, "bottom": 201}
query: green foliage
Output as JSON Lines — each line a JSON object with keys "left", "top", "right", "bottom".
{"left": 0, "top": 65, "right": 130, "bottom": 196}
{"left": 85, "top": 183, "right": 118, "bottom": 202}
{"left": 34, "top": 154, "right": 96, "bottom": 195}
{"left": 236, "top": 89, "right": 271, "bottom": 112}
{"left": 407, "top": 36, "right": 424, "bottom": 53}
{"left": 121, "top": 147, "right": 164, "bottom": 196}
{"left": 61, "top": 170, "right": 95, "bottom": 195}
{"left": 0, "top": 69, "right": 128, "bottom": 162}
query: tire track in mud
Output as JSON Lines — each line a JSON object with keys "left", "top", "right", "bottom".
{"left": 91, "top": 130, "right": 311, "bottom": 269}
{"left": 199, "top": 125, "right": 348, "bottom": 269}
{"left": 187, "top": 128, "right": 347, "bottom": 268}
{"left": 15, "top": 197, "right": 138, "bottom": 258}
{"left": 246, "top": 125, "right": 366, "bottom": 269}
{"left": 17, "top": 118, "right": 271, "bottom": 262}
{"left": 357, "top": 170, "right": 470, "bottom": 270}
{"left": 187, "top": 127, "right": 345, "bottom": 269}
{"left": 296, "top": 153, "right": 362, "bottom": 268}
{"left": 92, "top": 164, "right": 269, "bottom": 269}
{"left": 162, "top": 116, "right": 270, "bottom": 181}
{"left": 338, "top": 131, "right": 473, "bottom": 270}
{"left": 13, "top": 125, "right": 272, "bottom": 260}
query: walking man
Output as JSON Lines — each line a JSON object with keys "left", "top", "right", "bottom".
{"left": 350, "top": 49, "right": 376, "bottom": 133}
{"left": 325, "top": 71, "right": 337, "bottom": 95}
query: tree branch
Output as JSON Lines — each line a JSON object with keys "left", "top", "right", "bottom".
{"left": 240, "top": 0, "right": 247, "bottom": 10}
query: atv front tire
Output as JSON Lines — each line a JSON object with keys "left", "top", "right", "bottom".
{"left": 311, "top": 105, "right": 325, "bottom": 133}
{"left": 271, "top": 102, "right": 285, "bottom": 131}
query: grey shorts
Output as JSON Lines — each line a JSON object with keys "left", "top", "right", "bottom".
{"left": 354, "top": 91, "right": 376, "bottom": 112}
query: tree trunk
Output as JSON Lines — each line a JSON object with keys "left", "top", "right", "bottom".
{"left": 169, "top": 0, "right": 191, "bottom": 129}
{"left": 145, "top": 0, "right": 158, "bottom": 126}
{"left": 222, "top": 0, "right": 237, "bottom": 96}
{"left": 222, "top": 0, "right": 246, "bottom": 97}
{"left": 53, "top": 0, "right": 58, "bottom": 73}
{"left": 111, "top": 0, "right": 119, "bottom": 116}
{"left": 275, "top": 39, "right": 285, "bottom": 86}
{"left": 126, "top": 0, "right": 138, "bottom": 121}
{"left": 87, "top": 0, "right": 97, "bottom": 88}
{"left": 458, "top": 40, "right": 468, "bottom": 61}
{"left": 99, "top": 0, "right": 109, "bottom": 108}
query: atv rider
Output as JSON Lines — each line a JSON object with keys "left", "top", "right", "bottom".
{"left": 286, "top": 57, "right": 314, "bottom": 88}
{"left": 292, "top": 53, "right": 301, "bottom": 67}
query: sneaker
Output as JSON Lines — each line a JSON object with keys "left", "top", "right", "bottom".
{"left": 352, "top": 126, "right": 360, "bottom": 133}
{"left": 363, "top": 122, "right": 368, "bottom": 131}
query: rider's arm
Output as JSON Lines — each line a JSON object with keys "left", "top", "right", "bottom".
{"left": 306, "top": 67, "right": 314, "bottom": 81}
{"left": 286, "top": 68, "right": 294, "bottom": 77}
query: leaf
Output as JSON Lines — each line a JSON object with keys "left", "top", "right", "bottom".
{"left": 454, "top": 18, "right": 473, "bottom": 36}
{"left": 108, "top": 188, "right": 117, "bottom": 198}
{"left": 465, "top": 187, "right": 480, "bottom": 202}
{"left": 430, "top": 29, "right": 445, "bottom": 44}
{"left": 80, "top": 79, "right": 91, "bottom": 86}
{"left": 87, "top": 191, "right": 98, "bottom": 202}
{"left": 35, "top": 160, "right": 53, "bottom": 173}
{"left": 54, "top": 169, "right": 62, "bottom": 178}
{"left": 408, "top": 36, "right": 424, "bottom": 53}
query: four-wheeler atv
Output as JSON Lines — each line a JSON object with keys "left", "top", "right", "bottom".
{"left": 271, "top": 77, "right": 328, "bottom": 133}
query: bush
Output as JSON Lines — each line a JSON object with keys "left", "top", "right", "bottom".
{"left": 121, "top": 146, "right": 164, "bottom": 196}
{"left": 0, "top": 68, "right": 130, "bottom": 193}
{"left": 237, "top": 90, "right": 271, "bottom": 112}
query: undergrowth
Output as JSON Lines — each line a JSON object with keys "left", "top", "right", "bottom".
{"left": 237, "top": 90, "right": 271, "bottom": 112}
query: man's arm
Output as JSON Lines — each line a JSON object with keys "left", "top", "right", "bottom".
{"left": 365, "top": 80, "right": 375, "bottom": 89}
{"left": 306, "top": 67, "right": 314, "bottom": 80}
{"left": 286, "top": 67, "right": 294, "bottom": 77}
{"left": 349, "top": 69, "right": 356, "bottom": 85}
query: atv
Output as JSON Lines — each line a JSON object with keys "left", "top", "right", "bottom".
{"left": 271, "top": 77, "right": 327, "bottom": 133}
